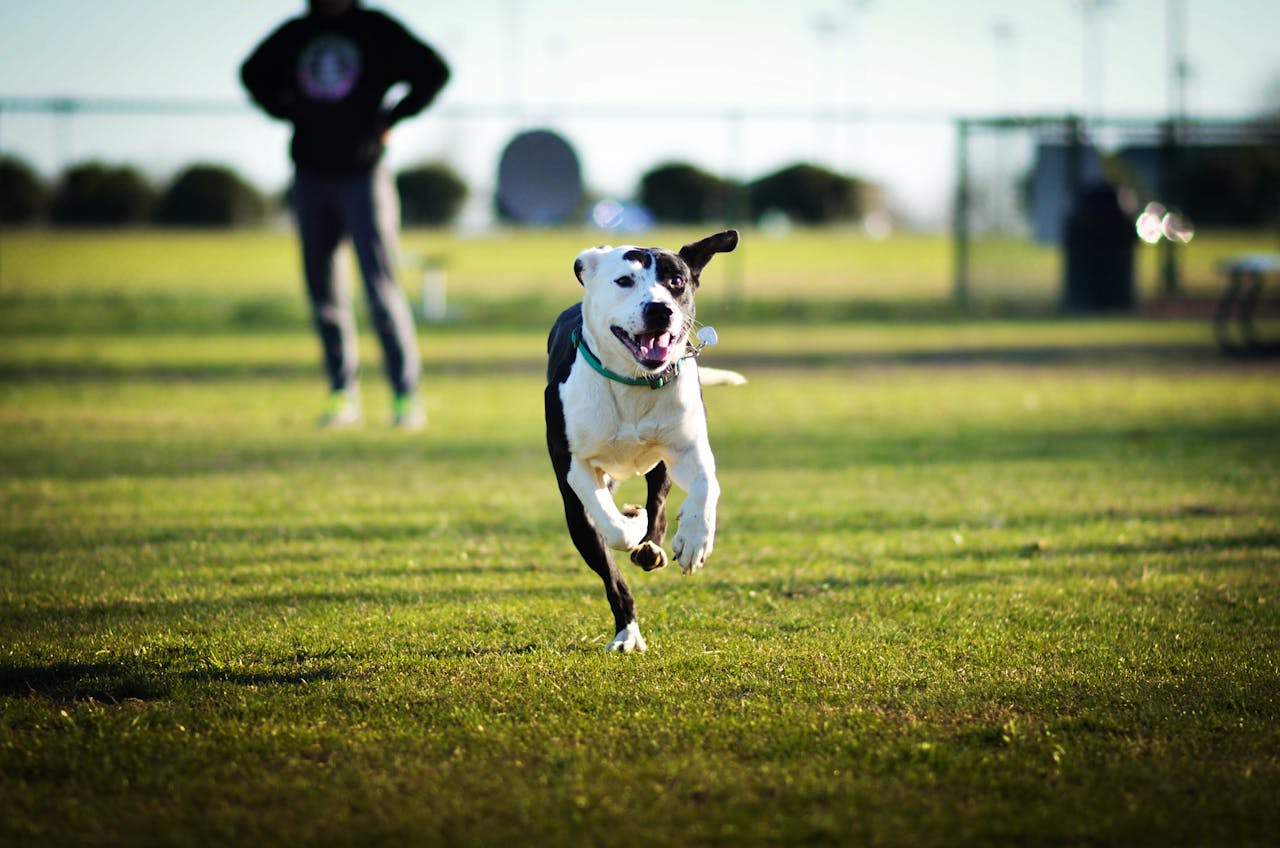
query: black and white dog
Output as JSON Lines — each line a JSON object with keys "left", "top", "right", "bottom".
{"left": 545, "top": 230, "right": 740, "bottom": 652}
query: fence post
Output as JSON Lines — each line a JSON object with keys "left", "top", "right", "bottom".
{"left": 420, "top": 256, "right": 448, "bottom": 323}
{"left": 1159, "top": 119, "right": 1182, "bottom": 297}
{"left": 952, "top": 119, "right": 970, "bottom": 309}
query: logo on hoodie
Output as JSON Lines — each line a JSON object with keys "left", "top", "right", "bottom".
{"left": 297, "top": 34, "right": 362, "bottom": 101}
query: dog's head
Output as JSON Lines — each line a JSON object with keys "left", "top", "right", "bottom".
{"left": 573, "top": 230, "right": 738, "bottom": 375}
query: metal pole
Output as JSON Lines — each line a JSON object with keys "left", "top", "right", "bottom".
{"left": 1159, "top": 119, "right": 1181, "bottom": 296}
{"left": 952, "top": 119, "right": 970, "bottom": 309}
{"left": 723, "top": 110, "right": 746, "bottom": 307}
{"left": 1167, "top": 0, "right": 1189, "bottom": 132}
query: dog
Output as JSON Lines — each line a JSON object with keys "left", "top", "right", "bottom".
{"left": 545, "top": 229, "right": 739, "bottom": 652}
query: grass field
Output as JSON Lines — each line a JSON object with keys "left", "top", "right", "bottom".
{"left": 2, "top": 228, "right": 1279, "bottom": 846}
{"left": 3, "top": 225, "right": 1273, "bottom": 309}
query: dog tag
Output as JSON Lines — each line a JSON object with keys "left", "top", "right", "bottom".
{"left": 697, "top": 326, "right": 719, "bottom": 347}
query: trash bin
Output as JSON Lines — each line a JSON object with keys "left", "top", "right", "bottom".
{"left": 1062, "top": 183, "right": 1136, "bottom": 311}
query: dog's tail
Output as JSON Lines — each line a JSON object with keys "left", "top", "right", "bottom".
{"left": 697, "top": 366, "right": 748, "bottom": 386}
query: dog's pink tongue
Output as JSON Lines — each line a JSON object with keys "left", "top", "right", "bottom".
{"left": 639, "top": 332, "right": 674, "bottom": 361}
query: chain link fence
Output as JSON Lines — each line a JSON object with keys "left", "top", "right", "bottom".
{"left": 953, "top": 115, "right": 1280, "bottom": 308}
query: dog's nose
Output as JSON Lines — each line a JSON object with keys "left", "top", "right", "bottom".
{"left": 643, "top": 302, "right": 674, "bottom": 329}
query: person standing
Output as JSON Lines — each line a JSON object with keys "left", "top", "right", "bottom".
{"left": 241, "top": 0, "right": 450, "bottom": 428}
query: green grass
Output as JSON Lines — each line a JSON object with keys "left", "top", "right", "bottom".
{"left": 4, "top": 225, "right": 1274, "bottom": 305}
{"left": 1, "top": 226, "right": 949, "bottom": 297}
{"left": 2, "top": 228, "right": 1279, "bottom": 845}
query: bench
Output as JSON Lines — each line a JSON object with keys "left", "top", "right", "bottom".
{"left": 1213, "top": 253, "right": 1280, "bottom": 356}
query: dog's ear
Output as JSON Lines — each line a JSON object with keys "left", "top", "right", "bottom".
{"left": 678, "top": 230, "right": 739, "bottom": 276}
{"left": 574, "top": 245, "right": 613, "bottom": 286}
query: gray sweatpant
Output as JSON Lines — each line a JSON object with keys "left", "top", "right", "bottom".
{"left": 291, "top": 165, "right": 420, "bottom": 397}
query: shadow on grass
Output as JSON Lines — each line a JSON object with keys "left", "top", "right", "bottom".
{"left": 0, "top": 434, "right": 545, "bottom": 482}
{"left": 716, "top": 419, "right": 1280, "bottom": 471}
{"left": 0, "top": 574, "right": 592, "bottom": 654}
{"left": 713, "top": 342, "right": 1225, "bottom": 370}
{"left": 4, "top": 416, "right": 1275, "bottom": 483}
{"left": 0, "top": 633, "right": 575, "bottom": 707}
{"left": 1, "top": 512, "right": 559, "bottom": 557}
{"left": 0, "top": 342, "right": 1231, "bottom": 384}
{"left": 0, "top": 657, "right": 346, "bottom": 704}
{"left": 697, "top": 524, "right": 1280, "bottom": 602}
{"left": 726, "top": 501, "right": 1272, "bottom": 540}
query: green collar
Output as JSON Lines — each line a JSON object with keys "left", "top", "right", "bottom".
{"left": 572, "top": 329, "right": 683, "bottom": 390}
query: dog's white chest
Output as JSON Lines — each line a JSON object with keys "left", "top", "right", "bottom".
{"left": 589, "top": 435, "right": 666, "bottom": 480}
{"left": 559, "top": 365, "right": 701, "bottom": 481}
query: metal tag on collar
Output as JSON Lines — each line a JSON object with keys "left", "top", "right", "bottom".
{"left": 688, "top": 326, "right": 719, "bottom": 357}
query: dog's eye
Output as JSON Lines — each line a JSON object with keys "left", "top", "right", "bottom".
{"left": 614, "top": 276, "right": 635, "bottom": 288}
{"left": 669, "top": 276, "right": 685, "bottom": 292}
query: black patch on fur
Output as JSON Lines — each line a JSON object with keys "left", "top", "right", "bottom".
{"left": 677, "top": 230, "right": 738, "bottom": 284}
{"left": 650, "top": 250, "right": 689, "bottom": 284}
{"left": 546, "top": 303, "right": 582, "bottom": 384}
{"left": 622, "top": 248, "right": 654, "bottom": 269}
{"left": 644, "top": 250, "right": 697, "bottom": 321}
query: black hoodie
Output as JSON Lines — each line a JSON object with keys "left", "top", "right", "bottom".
{"left": 241, "top": 3, "right": 450, "bottom": 175}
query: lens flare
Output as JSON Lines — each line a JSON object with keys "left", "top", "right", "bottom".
{"left": 1134, "top": 200, "right": 1195, "bottom": 244}
{"left": 1161, "top": 211, "right": 1195, "bottom": 243}
{"left": 1135, "top": 202, "right": 1165, "bottom": 244}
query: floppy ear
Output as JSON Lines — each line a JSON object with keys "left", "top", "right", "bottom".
{"left": 573, "top": 245, "right": 613, "bottom": 285}
{"left": 678, "top": 229, "right": 739, "bottom": 276}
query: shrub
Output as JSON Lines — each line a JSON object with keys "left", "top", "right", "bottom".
{"left": 638, "top": 162, "right": 735, "bottom": 224}
{"left": 51, "top": 162, "right": 155, "bottom": 226}
{"left": 0, "top": 155, "right": 49, "bottom": 224}
{"left": 748, "top": 163, "right": 863, "bottom": 224}
{"left": 397, "top": 162, "right": 468, "bottom": 226}
{"left": 154, "top": 164, "right": 264, "bottom": 227}
{"left": 1178, "top": 146, "right": 1280, "bottom": 228}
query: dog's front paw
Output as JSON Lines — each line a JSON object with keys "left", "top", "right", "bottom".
{"left": 606, "top": 621, "right": 647, "bottom": 653}
{"left": 603, "top": 509, "right": 648, "bottom": 551}
{"left": 630, "top": 540, "right": 668, "bottom": 572}
{"left": 672, "top": 523, "right": 714, "bottom": 574}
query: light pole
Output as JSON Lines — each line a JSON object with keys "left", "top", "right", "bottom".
{"left": 1073, "top": 0, "right": 1116, "bottom": 126}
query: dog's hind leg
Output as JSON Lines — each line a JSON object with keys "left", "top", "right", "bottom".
{"left": 550, "top": 456, "right": 646, "bottom": 652}
{"left": 562, "top": 496, "right": 646, "bottom": 652}
{"left": 548, "top": 383, "right": 645, "bottom": 652}
{"left": 630, "top": 463, "right": 671, "bottom": 573}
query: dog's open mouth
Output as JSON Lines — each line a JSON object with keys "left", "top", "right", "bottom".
{"left": 612, "top": 326, "right": 685, "bottom": 370}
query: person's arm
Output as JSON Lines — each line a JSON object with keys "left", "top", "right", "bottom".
{"left": 381, "top": 18, "right": 451, "bottom": 127}
{"left": 240, "top": 22, "right": 299, "bottom": 121}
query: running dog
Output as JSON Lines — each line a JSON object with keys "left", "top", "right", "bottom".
{"left": 545, "top": 230, "right": 739, "bottom": 652}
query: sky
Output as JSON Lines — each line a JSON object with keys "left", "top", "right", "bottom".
{"left": 2, "top": 0, "right": 1278, "bottom": 225}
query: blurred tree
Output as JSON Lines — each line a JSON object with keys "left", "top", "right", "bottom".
{"left": 397, "top": 162, "right": 467, "bottom": 226}
{"left": 1178, "top": 147, "right": 1280, "bottom": 228}
{"left": 0, "top": 156, "right": 49, "bottom": 224}
{"left": 638, "top": 162, "right": 733, "bottom": 224}
{"left": 154, "top": 164, "right": 264, "bottom": 227}
{"left": 51, "top": 162, "right": 155, "bottom": 226}
{"left": 748, "top": 163, "right": 863, "bottom": 224}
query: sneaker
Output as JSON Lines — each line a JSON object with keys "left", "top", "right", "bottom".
{"left": 319, "top": 389, "right": 361, "bottom": 428}
{"left": 392, "top": 392, "right": 426, "bottom": 430}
